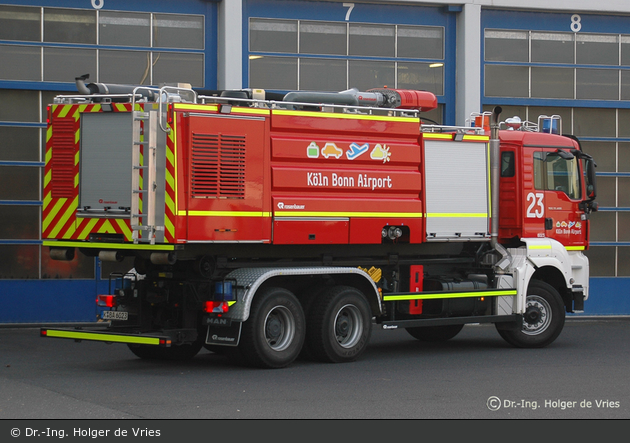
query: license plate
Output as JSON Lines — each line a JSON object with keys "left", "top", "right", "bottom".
{"left": 102, "top": 310, "right": 129, "bottom": 321}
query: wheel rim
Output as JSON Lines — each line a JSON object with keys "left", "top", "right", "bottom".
{"left": 264, "top": 305, "right": 295, "bottom": 351}
{"left": 522, "top": 294, "right": 552, "bottom": 336}
{"left": 334, "top": 304, "right": 363, "bottom": 348}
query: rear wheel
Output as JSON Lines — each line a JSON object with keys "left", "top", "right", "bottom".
{"left": 497, "top": 280, "right": 565, "bottom": 348}
{"left": 406, "top": 324, "right": 464, "bottom": 342}
{"left": 306, "top": 286, "right": 372, "bottom": 363}
{"left": 238, "top": 287, "right": 305, "bottom": 368}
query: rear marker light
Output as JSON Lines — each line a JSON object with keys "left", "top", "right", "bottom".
{"left": 167, "top": 103, "right": 174, "bottom": 125}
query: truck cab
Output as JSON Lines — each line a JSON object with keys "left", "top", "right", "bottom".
{"left": 497, "top": 117, "right": 598, "bottom": 251}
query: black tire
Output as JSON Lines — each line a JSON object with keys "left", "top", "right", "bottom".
{"left": 127, "top": 340, "right": 203, "bottom": 361}
{"left": 497, "top": 280, "right": 565, "bottom": 348}
{"left": 306, "top": 286, "right": 372, "bottom": 363}
{"left": 238, "top": 287, "right": 305, "bottom": 369}
{"left": 406, "top": 324, "right": 464, "bottom": 342}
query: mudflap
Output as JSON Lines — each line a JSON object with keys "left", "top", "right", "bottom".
{"left": 205, "top": 322, "right": 242, "bottom": 347}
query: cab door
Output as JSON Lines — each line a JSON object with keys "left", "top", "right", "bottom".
{"left": 523, "top": 148, "right": 586, "bottom": 248}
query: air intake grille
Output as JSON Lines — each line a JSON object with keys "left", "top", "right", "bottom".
{"left": 191, "top": 133, "right": 246, "bottom": 198}
{"left": 51, "top": 118, "right": 76, "bottom": 198}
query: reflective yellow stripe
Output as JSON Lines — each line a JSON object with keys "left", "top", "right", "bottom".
{"left": 529, "top": 245, "right": 552, "bottom": 250}
{"left": 57, "top": 105, "right": 71, "bottom": 118}
{"left": 100, "top": 219, "right": 117, "bottom": 234}
{"left": 383, "top": 289, "right": 517, "bottom": 301}
{"left": 165, "top": 191, "right": 176, "bottom": 215}
{"left": 44, "top": 330, "right": 161, "bottom": 345}
{"left": 172, "top": 104, "right": 219, "bottom": 112}
{"left": 42, "top": 189, "right": 52, "bottom": 212}
{"left": 164, "top": 214, "right": 175, "bottom": 239}
{"left": 43, "top": 198, "right": 68, "bottom": 227}
{"left": 47, "top": 197, "right": 77, "bottom": 238}
{"left": 426, "top": 213, "right": 488, "bottom": 218}
{"left": 43, "top": 168, "right": 51, "bottom": 189}
{"left": 423, "top": 133, "right": 489, "bottom": 142}
{"left": 565, "top": 246, "right": 585, "bottom": 251}
{"left": 78, "top": 218, "right": 99, "bottom": 239}
{"left": 178, "top": 210, "right": 423, "bottom": 218}
{"left": 273, "top": 109, "right": 419, "bottom": 123}
{"left": 232, "top": 107, "right": 270, "bottom": 116}
{"left": 275, "top": 211, "right": 423, "bottom": 218}
{"left": 487, "top": 143, "right": 492, "bottom": 218}
{"left": 114, "top": 219, "right": 133, "bottom": 240}
{"left": 463, "top": 135, "right": 490, "bottom": 141}
{"left": 423, "top": 133, "right": 453, "bottom": 140}
{"left": 178, "top": 210, "right": 271, "bottom": 217}
{"left": 43, "top": 240, "right": 176, "bottom": 251}
{"left": 170, "top": 128, "right": 179, "bottom": 213}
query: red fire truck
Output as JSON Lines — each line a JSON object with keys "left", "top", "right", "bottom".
{"left": 40, "top": 75, "right": 597, "bottom": 368}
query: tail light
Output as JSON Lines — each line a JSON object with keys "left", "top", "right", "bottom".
{"left": 204, "top": 301, "right": 229, "bottom": 314}
{"left": 97, "top": 295, "right": 117, "bottom": 308}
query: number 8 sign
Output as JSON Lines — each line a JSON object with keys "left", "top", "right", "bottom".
{"left": 571, "top": 14, "right": 582, "bottom": 32}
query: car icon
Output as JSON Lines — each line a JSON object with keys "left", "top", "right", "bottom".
{"left": 321, "top": 143, "right": 343, "bottom": 159}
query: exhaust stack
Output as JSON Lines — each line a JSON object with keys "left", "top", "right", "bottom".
{"left": 490, "top": 106, "right": 502, "bottom": 249}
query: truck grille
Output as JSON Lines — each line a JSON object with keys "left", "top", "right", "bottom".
{"left": 191, "top": 133, "right": 246, "bottom": 199}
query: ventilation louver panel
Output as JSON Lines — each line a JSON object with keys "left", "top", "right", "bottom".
{"left": 191, "top": 133, "right": 246, "bottom": 199}
{"left": 51, "top": 118, "right": 76, "bottom": 198}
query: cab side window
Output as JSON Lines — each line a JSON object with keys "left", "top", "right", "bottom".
{"left": 501, "top": 151, "right": 515, "bottom": 177}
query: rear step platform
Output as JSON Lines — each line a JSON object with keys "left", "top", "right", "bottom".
{"left": 40, "top": 328, "right": 172, "bottom": 347}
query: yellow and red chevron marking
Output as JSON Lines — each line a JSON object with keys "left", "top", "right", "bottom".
{"left": 43, "top": 103, "right": 134, "bottom": 241}
{"left": 164, "top": 121, "right": 177, "bottom": 243}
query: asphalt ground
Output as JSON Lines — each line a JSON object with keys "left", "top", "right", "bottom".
{"left": 0, "top": 318, "right": 628, "bottom": 432}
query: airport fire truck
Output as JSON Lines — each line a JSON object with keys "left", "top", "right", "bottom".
{"left": 40, "top": 75, "right": 598, "bottom": 368}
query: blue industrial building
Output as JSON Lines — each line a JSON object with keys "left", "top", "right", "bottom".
{"left": 1, "top": 0, "right": 629, "bottom": 323}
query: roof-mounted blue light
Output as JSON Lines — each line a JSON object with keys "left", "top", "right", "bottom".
{"left": 538, "top": 115, "right": 562, "bottom": 135}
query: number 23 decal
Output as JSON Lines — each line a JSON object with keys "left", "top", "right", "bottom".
{"left": 526, "top": 192, "right": 544, "bottom": 218}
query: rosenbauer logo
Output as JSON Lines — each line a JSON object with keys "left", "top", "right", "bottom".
{"left": 98, "top": 199, "right": 118, "bottom": 205}
{"left": 277, "top": 202, "right": 305, "bottom": 210}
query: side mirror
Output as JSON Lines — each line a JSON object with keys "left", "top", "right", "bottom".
{"left": 585, "top": 159, "right": 597, "bottom": 200}
{"left": 556, "top": 149, "right": 574, "bottom": 160}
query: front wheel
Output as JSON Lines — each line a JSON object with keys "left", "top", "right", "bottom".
{"left": 497, "top": 280, "right": 565, "bottom": 348}
{"left": 238, "top": 287, "right": 305, "bottom": 369}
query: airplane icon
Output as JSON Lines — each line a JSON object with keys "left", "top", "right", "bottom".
{"left": 346, "top": 143, "right": 369, "bottom": 160}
